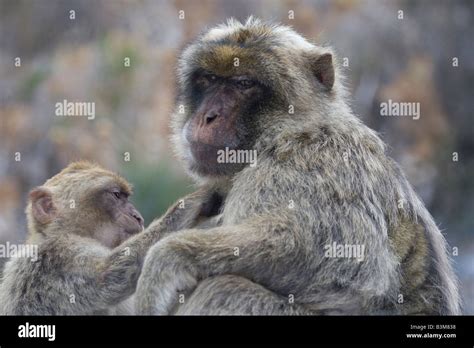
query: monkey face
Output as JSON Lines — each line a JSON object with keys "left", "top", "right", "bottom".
{"left": 28, "top": 162, "right": 144, "bottom": 249}
{"left": 173, "top": 19, "right": 335, "bottom": 180}
{"left": 182, "top": 71, "right": 268, "bottom": 176}
{"left": 92, "top": 185, "right": 144, "bottom": 248}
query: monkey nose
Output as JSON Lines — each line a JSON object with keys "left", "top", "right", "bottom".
{"left": 205, "top": 111, "right": 219, "bottom": 125}
{"left": 132, "top": 211, "right": 144, "bottom": 228}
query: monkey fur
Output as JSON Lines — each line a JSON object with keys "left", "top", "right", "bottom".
{"left": 0, "top": 161, "right": 207, "bottom": 315}
{"left": 135, "top": 18, "right": 461, "bottom": 315}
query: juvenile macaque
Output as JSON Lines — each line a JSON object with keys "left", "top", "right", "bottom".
{"left": 0, "top": 161, "right": 206, "bottom": 315}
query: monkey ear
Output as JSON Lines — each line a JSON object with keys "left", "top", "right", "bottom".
{"left": 29, "top": 187, "right": 57, "bottom": 224}
{"left": 312, "top": 53, "right": 335, "bottom": 91}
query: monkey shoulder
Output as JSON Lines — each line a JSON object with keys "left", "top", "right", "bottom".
{"left": 0, "top": 234, "right": 111, "bottom": 314}
{"left": 255, "top": 126, "right": 392, "bottom": 191}
{"left": 35, "top": 233, "right": 109, "bottom": 269}
{"left": 227, "top": 123, "right": 411, "bottom": 242}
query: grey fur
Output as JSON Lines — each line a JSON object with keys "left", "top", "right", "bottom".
{"left": 135, "top": 17, "right": 461, "bottom": 315}
{"left": 0, "top": 173, "right": 206, "bottom": 315}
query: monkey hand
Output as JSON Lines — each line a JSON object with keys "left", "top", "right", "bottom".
{"left": 170, "top": 185, "right": 224, "bottom": 225}
{"left": 147, "top": 186, "right": 221, "bottom": 236}
{"left": 135, "top": 237, "right": 198, "bottom": 315}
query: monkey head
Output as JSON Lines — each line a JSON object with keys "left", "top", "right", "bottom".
{"left": 172, "top": 17, "right": 338, "bottom": 180}
{"left": 26, "top": 161, "right": 144, "bottom": 248}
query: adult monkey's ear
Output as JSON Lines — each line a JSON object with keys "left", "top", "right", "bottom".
{"left": 311, "top": 52, "right": 335, "bottom": 91}
{"left": 29, "top": 187, "right": 57, "bottom": 225}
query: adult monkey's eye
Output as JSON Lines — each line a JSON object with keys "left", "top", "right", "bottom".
{"left": 207, "top": 74, "right": 217, "bottom": 81}
{"left": 196, "top": 73, "right": 217, "bottom": 88}
{"left": 112, "top": 191, "right": 121, "bottom": 199}
{"left": 237, "top": 78, "right": 256, "bottom": 89}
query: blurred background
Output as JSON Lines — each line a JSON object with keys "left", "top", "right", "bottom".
{"left": 0, "top": 0, "right": 472, "bottom": 313}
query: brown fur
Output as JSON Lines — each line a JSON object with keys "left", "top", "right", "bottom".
{"left": 135, "top": 18, "right": 460, "bottom": 315}
{"left": 0, "top": 162, "right": 208, "bottom": 315}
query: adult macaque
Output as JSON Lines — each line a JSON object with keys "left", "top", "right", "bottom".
{"left": 136, "top": 18, "right": 460, "bottom": 315}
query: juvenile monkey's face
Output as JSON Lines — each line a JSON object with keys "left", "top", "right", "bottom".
{"left": 92, "top": 184, "right": 144, "bottom": 248}
{"left": 28, "top": 162, "right": 144, "bottom": 248}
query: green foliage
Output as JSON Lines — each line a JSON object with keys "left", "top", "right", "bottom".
{"left": 121, "top": 160, "right": 193, "bottom": 225}
{"left": 98, "top": 34, "right": 141, "bottom": 113}
{"left": 19, "top": 69, "right": 48, "bottom": 101}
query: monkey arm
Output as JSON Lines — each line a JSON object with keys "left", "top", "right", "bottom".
{"left": 135, "top": 211, "right": 304, "bottom": 315}
{"left": 59, "top": 227, "right": 174, "bottom": 312}
{"left": 95, "top": 186, "right": 217, "bottom": 306}
{"left": 135, "top": 167, "right": 401, "bottom": 315}
{"left": 19, "top": 231, "right": 167, "bottom": 315}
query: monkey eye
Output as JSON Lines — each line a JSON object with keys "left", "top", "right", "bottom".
{"left": 196, "top": 73, "right": 217, "bottom": 88}
{"left": 203, "top": 74, "right": 218, "bottom": 85}
{"left": 112, "top": 191, "right": 121, "bottom": 199}
{"left": 207, "top": 74, "right": 217, "bottom": 81}
{"left": 236, "top": 78, "right": 256, "bottom": 89}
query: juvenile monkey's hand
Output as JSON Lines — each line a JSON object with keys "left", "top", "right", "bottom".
{"left": 146, "top": 186, "right": 219, "bottom": 237}
{"left": 135, "top": 238, "right": 198, "bottom": 315}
